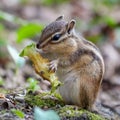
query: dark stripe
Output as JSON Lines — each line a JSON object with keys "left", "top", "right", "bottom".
{"left": 70, "top": 48, "right": 104, "bottom": 83}
{"left": 82, "top": 38, "right": 100, "bottom": 53}
{"left": 70, "top": 48, "right": 101, "bottom": 64}
{"left": 50, "top": 36, "right": 69, "bottom": 44}
{"left": 39, "top": 30, "right": 68, "bottom": 47}
{"left": 81, "top": 39, "right": 104, "bottom": 82}
{"left": 39, "top": 20, "right": 67, "bottom": 43}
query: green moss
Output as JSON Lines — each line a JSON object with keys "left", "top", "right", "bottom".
{"left": 25, "top": 91, "right": 64, "bottom": 108}
{"left": 57, "top": 106, "right": 107, "bottom": 120}
{"left": 87, "top": 111, "right": 106, "bottom": 120}
{"left": 25, "top": 92, "right": 107, "bottom": 120}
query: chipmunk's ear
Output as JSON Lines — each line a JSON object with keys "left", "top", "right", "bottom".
{"left": 66, "top": 20, "right": 76, "bottom": 34}
{"left": 55, "top": 15, "right": 64, "bottom": 21}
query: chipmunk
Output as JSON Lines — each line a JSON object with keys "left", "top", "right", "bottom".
{"left": 36, "top": 16, "right": 104, "bottom": 110}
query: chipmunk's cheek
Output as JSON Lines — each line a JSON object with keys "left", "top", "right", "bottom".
{"left": 42, "top": 48, "right": 48, "bottom": 53}
{"left": 42, "top": 46, "right": 50, "bottom": 53}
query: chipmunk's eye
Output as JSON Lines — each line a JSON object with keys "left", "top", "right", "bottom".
{"left": 52, "top": 34, "right": 61, "bottom": 41}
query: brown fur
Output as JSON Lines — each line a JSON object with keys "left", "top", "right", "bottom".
{"left": 36, "top": 17, "right": 104, "bottom": 110}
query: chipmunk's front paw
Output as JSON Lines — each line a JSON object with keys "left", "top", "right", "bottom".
{"left": 49, "top": 59, "right": 59, "bottom": 72}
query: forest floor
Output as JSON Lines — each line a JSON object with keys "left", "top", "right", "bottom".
{"left": 0, "top": 0, "right": 120, "bottom": 120}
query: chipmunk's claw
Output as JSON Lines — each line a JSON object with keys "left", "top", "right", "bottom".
{"left": 49, "top": 60, "right": 58, "bottom": 72}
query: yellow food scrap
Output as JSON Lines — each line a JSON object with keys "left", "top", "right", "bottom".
{"left": 19, "top": 43, "right": 61, "bottom": 92}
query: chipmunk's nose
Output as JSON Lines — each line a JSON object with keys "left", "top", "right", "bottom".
{"left": 36, "top": 43, "right": 41, "bottom": 49}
